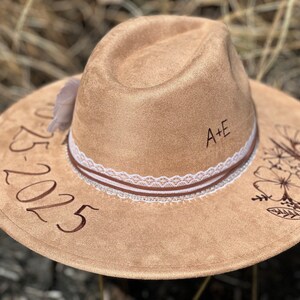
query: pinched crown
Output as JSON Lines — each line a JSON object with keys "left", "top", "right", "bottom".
{"left": 71, "top": 15, "right": 255, "bottom": 180}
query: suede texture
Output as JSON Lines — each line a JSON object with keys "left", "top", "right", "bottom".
{"left": 72, "top": 16, "right": 255, "bottom": 176}
{"left": 0, "top": 16, "right": 299, "bottom": 280}
{"left": 0, "top": 78, "right": 300, "bottom": 279}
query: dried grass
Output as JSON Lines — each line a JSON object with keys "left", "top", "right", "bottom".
{"left": 0, "top": 0, "right": 299, "bottom": 110}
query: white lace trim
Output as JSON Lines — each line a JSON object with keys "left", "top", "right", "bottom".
{"left": 66, "top": 144, "right": 258, "bottom": 203}
{"left": 68, "top": 122, "right": 257, "bottom": 188}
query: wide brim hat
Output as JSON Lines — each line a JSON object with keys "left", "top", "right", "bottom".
{"left": 1, "top": 15, "right": 300, "bottom": 280}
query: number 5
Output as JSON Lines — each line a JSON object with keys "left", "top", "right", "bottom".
{"left": 56, "top": 205, "right": 99, "bottom": 233}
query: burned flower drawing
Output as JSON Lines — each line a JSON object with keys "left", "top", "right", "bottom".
{"left": 252, "top": 124, "right": 300, "bottom": 220}
{"left": 275, "top": 124, "right": 300, "bottom": 154}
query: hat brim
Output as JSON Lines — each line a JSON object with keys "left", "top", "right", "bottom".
{"left": 0, "top": 76, "right": 300, "bottom": 279}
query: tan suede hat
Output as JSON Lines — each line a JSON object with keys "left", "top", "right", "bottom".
{"left": 1, "top": 15, "right": 300, "bottom": 280}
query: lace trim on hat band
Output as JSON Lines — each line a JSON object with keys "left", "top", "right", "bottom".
{"left": 66, "top": 121, "right": 258, "bottom": 202}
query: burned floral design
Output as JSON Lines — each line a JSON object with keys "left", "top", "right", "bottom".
{"left": 252, "top": 125, "right": 300, "bottom": 220}
{"left": 263, "top": 147, "right": 291, "bottom": 169}
{"left": 275, "top": 124, "right": 300, "bottom": 154}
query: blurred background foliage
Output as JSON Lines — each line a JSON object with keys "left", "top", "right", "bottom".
{"left": 0, "top": 0, "right": 300, "bottom": 112}
{"left": 0, "top": 0, "right": 300, "bottom": 299}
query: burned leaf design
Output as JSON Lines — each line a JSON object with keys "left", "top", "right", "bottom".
{"left": 252, "top": 194, "right": 271, "bottom": 201}
{"left": 267, "top": 207, "right": 300, "bottom": 220}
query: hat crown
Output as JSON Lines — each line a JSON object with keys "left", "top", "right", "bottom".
{"left": 71, "top": 15, "right": 255, "bottom": 177}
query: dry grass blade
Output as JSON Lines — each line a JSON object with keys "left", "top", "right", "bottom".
{"left": 13, "top": 0, "right": 35, "bottom": 51}
{"left": 252, "top": 265, "right": 258, "bottom": 300}
{"left": 257, "top": 0, "right": 297, "bottom": 80}
{"left": 99, "top": 275, "right": 104, "bottom": 300}
{"left": 222, "top": 1, "right": 283, "bottom": 22}
{"left": 192, "top": 276, "right": 212, "bottom": 300}
{"left": 122, "top": 1, "right": 143, "bottom": 16}
{"left": 256, "top": 0, "right": 286, "bottom": 77}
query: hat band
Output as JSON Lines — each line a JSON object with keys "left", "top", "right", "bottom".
{"left": 67, "top": 122, "right": 258, "bottom": 202}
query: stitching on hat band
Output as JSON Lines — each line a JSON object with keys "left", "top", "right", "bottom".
{"left": 66, "top": 121, "right": 258, "bottom": 202}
